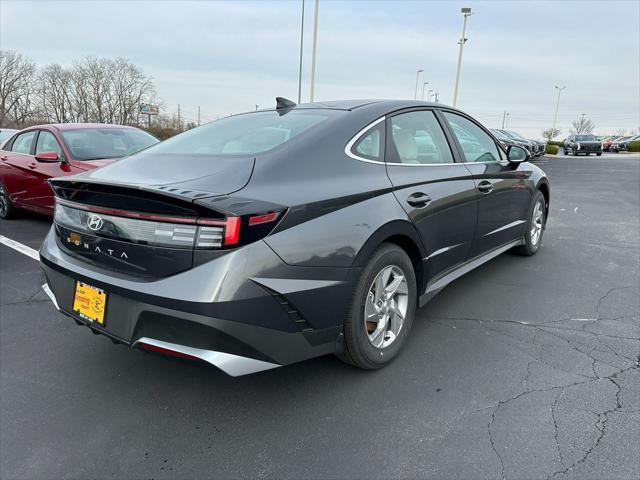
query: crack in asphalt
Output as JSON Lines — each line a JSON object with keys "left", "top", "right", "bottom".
{"left": 431, "top": 286, "right": 639, "bottom": 480}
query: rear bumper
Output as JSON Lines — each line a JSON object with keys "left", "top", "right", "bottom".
{"left": 40, "top": 227, "right": 350, "bottom": 375}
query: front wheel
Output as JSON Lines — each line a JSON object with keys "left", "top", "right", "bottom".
{"left": 339, "top": 243, "right": 417, "bottom": 370}
{"left": 597, "top": 152, "right": 602, "bottom": 156}
{"left": 514, "top": 191, "right": 546, "bottom": 256}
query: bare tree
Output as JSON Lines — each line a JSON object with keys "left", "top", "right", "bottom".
{"left": 0, "top": 50, "right": 37, "bottom": 127}
{"left": 542, "top": 127, "right": 561, "bottom": 141}
{"left": 38, "top": 64, "right": 74, "bottom": 123}
{"left": 570, "top": 115, "right": 595, "bottom": 134}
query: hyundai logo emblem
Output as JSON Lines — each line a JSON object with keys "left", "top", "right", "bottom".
{"left": 87, "top": 214, "right": 104, "bottom": 231}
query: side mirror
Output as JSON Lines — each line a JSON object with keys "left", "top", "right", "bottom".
{"left": 507, "top": 145, "right": 528, "bottom": 163}
{"left": 34, "top": 151, "right": 61, "bottom": 163}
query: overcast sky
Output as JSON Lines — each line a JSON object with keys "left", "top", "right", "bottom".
{"left": 1, "top": 0, "right": 638, "bottom": 138}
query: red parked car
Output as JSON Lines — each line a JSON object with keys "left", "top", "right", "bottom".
{"left": 0, "top": 124, "right": 158, "bottom": 218}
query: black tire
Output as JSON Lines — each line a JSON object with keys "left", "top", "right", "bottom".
{"left": 597, "top": 152, "right": 602, "bottom": 156}
{"left": 0, "top": 183, "right": 16, "bottom": 219}
{"left": 573, "top": 149, "right": 578, "bottom": 156}
{"left": 339, "top": 243, "right": 417, "bottom": 370}
{"left": 514, "top": 191, "right": 546, "bottom": 256}
{"left": 563, "top": 148, "right": 567, "bottom": 155}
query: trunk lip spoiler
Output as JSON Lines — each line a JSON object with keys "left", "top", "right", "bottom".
{"left": 55, "top": 198, "right": 227, "bottom": 226}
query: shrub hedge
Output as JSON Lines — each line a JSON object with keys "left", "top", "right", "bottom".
{"left": 547, "top": 140, "right": 564, "bottom": 147}
{"left": 627, "top": 140, "right": 640, "bottom": 152}
{"left": 545, "top": 144, "right": 559, "bottom": 155}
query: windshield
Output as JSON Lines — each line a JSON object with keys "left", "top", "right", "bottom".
{"left": 506, "top": 130, "right": 527, "bottom": 140}
{"left": 575, "top": 135, "right": 597, "bottom": 141}
{"left": 61, "top": 128, "right": 158, "bottom": 161}
{"left": 141, "top": 110, "right": 336, "bottom": 157}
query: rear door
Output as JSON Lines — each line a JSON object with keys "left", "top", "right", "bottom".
{"left": 2, "top": 130, "right": 38, "bottom": 207}
{"left": 384, "top": 108, "right": 478, "bottom": 283}
{"left": 441, "top": 110, "right": 532, "bottom": 257}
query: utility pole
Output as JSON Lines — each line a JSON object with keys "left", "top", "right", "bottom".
{"left": 297, "top": 0, "right": 305, "bottom": 103}
{"left": 309, "top": 0, "right": 319, "bottom": 102}
{"left": 427, "top": 89, "right": 433, "bottom": 101}
{"left": 177, "top": 104, "right": 181, "bottom": 130}
{"left": 552, "top": 86, "right": 566, "bottom": 133}
{"left": 452, "top": 7, "right": 473, "bottom": 107}
{"left": 421, "top": 81, "right": 429, "bottom": 100}
{"left": 197, "top": 106, "right": 201, "bottom": 126}
{"left": 501, "top": 110, "right": 508, "bottom": 129}
{"left": 434, "top": 92, "right": 439, "bottom": 103}
{"left": 505, "top": 112, "right": 510, "bottom": 129}
{"left": 414, "top": 69, "right": 424, "bottom": 100}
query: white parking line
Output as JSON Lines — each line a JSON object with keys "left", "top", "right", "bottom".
{"left": 0, "top": 235, "right": 40, "bottom": 261}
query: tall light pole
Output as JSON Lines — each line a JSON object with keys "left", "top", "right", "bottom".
{"left": 434, "top": 92, "right": 439, "bottom": 103}
{"left": 297, "top": 0, "right": 305, "bottom": 104}
{"left": 452, "top": 7, "right": 472, "bottom": 107}
{"left": 421, "top": 81, "right": 429, "bottom": 100}
{"left": 427, "top": 89, "right": 433, "bottom": 101}
{"left": 309, "top": 0, "right": 320, "bottom": 102}
{"left": 414, "top": 69, "right": 424, "bottom": 100}
{"left": 501, "top": 110, "right": 508, "bottom": 129}
{"left": 552, "top": 86, "right": 566, "bottom": 133}
{"left": 504, "top": 112, "right": 510, "bottom": 129}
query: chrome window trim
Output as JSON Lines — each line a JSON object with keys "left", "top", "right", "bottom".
{"left": 344, "top": 116, "right": 386, "bottom": 164}
{"left": 345, "top": 115, "right": 509, "bottom": 167}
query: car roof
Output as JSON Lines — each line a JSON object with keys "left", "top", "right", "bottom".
{"left": 275, "top": 99, "right": 447, "bottom": 112}
{"left": 26, "top": 123, "right": 140, "bottom": 131}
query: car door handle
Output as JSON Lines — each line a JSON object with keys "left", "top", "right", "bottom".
{"left": 406, "top": 192, "right": 432, "bottom": 208}
{"left": 477, "top": 181, "right": 494, "bottom": 194}
{"left": 28, "top": 162, "right": 37, "bottom": 169}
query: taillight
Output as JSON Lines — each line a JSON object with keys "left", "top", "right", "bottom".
{"left": 54, "top": 198, "right": 283, "bottom": 250}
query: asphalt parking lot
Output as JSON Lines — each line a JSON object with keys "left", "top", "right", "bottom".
{"left": 1, "top": 153, "right": 638, "bottom": 480}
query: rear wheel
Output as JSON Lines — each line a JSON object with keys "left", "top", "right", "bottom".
{"left": 514, "top": 191, "right": 546, "bottom": 256}
{"left": 0, "top": 183, "right": 16, "bottom": 219}
{"left": 339, "top": 243, "right": 417, "bottom": 370}
{"left": 597, "top": 152, "right": 602, "bottom": 156}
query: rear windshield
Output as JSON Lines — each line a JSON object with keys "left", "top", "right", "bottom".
{"left": 61, "top": 128, "right": 158, "bottom": 161}
{"left": 141, "top": 110, "right": 336, "bottom": 157}
{"left": 575, "top": 135, "right": 597, "bottom": 141}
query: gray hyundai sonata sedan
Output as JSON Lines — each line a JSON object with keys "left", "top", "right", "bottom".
{"left": 40, "top": 98, "right": 549, "bottom": 376}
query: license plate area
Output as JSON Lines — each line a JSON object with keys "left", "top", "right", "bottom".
{"left": 73, "top": 281, "right": 107, "bottom": 325}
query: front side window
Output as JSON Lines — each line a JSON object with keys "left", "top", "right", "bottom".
{"left": 11, "top": 131, "right": 36, "bottom": 154}
{"left": 142, "top": 110, "right": 338, "bottom": 157}
{"left": 388, "top": 110, "right": 454, "bottom": 164}
{"left": 443, "top": 112, "right": 501, "bottom": 163}
{"left": 36, "top": 131, "right": 64, "bottom": 159}
{"left": 61, "top": 128, "right": 158, "bottom": 161}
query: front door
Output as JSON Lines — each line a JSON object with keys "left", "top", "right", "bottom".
{"left": 441, "top": 111, "right": 532, "bottom": 257}
{"left": 384, "top": 109, "right": 478, "bottom": 285}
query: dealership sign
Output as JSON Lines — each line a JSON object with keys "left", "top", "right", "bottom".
{"left": 139, "top": 103, "right": 159, "bottom": 115}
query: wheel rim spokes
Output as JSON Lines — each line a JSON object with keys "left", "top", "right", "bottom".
{"left": 364, "top": 265, "right": 408, "bottom": 349}
{"left": 530, "top": 201, "right": 544, "bottom": 245}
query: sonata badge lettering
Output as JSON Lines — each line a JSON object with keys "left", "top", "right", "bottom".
{"left": 65, "top": 233, "right": 129, "bottom": 259}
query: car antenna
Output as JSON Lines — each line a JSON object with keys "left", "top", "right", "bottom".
{"left": 275, "top": 97, "right": 296, "bottom": 115}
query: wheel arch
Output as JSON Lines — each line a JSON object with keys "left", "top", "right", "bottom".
{"left": 537, "top": 180, "right": 550, "bottom": 217}
{"left": 352, "top": 220, "right": 427, "bottom": 299}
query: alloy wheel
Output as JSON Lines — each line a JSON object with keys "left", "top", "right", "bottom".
{"left": 530, "top": 200, "right": 544, "bottom": 246}
{"left": 364, "top": 265, "right": 408, "bottom": 349}
{"left": 0, "top": 185, "right": 7, "bottom": 217}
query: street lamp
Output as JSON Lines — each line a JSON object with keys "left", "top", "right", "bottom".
{"left": 427, "top": 89, "right": 433, "bottom": 101}
{"left": 414, "top": 69, "right": 424, "bottom": 100}
{"left": 309, "top": 0, "right": 320, "bottom": 102}
{"left": 421, "top": 81, "right": 429, "bottom": 100}
{"left": 552, "top": 86, "right": 566, "bottom": 133}
{"left": 297, "top": 0, "right": 305, "bottom": 104}
{"left": 452, "top": 7, "right": 473, "bottom": 107}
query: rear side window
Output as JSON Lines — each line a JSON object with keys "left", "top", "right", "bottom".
{"left": 387, "top": 110, "right": 454, "bottom": 164}
{"left": 11, "top": 131, "right": 36, "bottom": 154}
{"left": 443, "top": 112, "right": 501, "bottom": 163}
{"left": 143, "top": 110, "right": 337, "bottom": 157}
{"left": 350, "top": 122, "right": 384, "bottom": 162}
